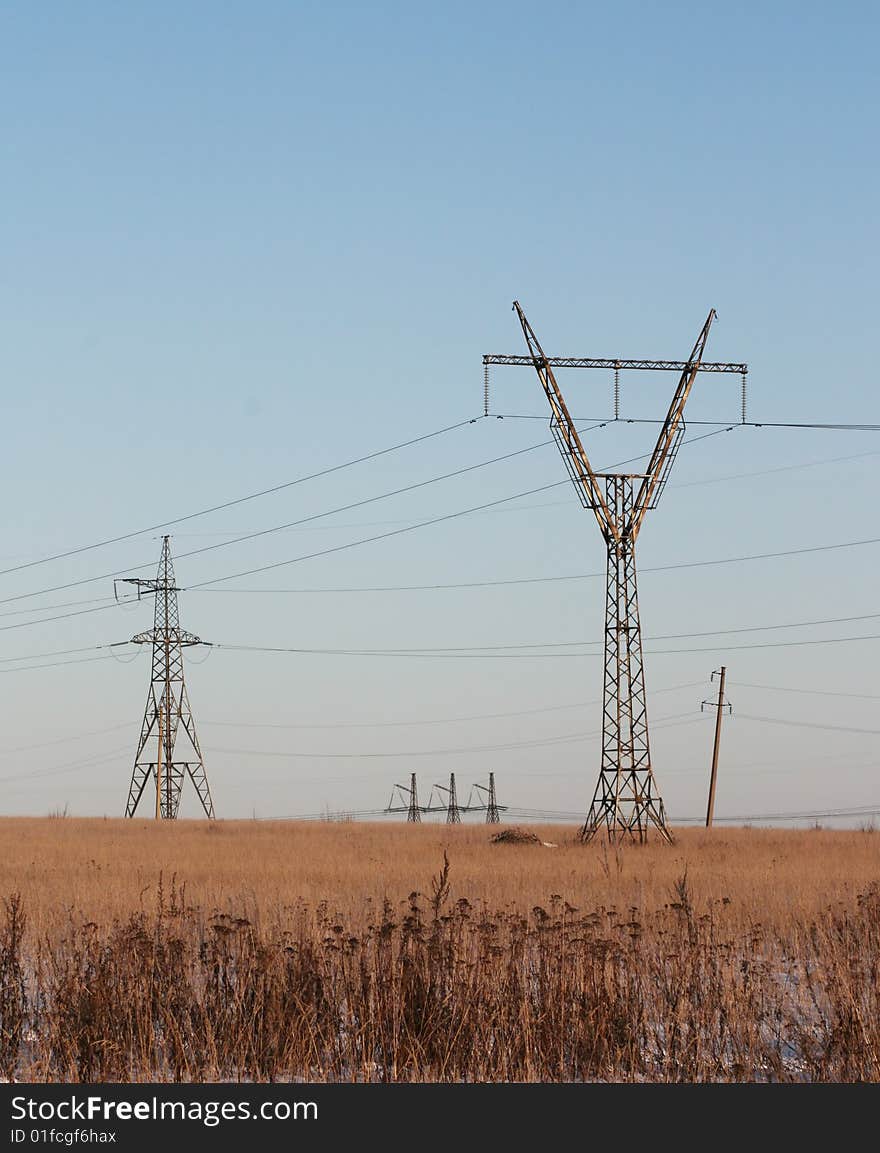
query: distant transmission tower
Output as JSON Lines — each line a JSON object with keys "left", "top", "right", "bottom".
{"left": 485, "top": 771, "right": 500, "bottom": 823}
{"left": 434, "top": 773, "right": 461, "bottom": 824}
{"left": 495, "top": 302, "right": 744, "bottom": 843}
{"left": 470, "top": 772, "right": 502, "bottom": 823}
{"left": 384, "top": 773, "right": 422, "bottom": 821}
{"left": 121, "top": 535, "right": 214, "bottom": 820}
{"left": 407, "top": 772, "right": 421, "bottom": 823}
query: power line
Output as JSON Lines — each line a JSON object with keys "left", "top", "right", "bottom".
{"left": 676, "top": 802, "right": 880, "bottom": 824}
{"left": 184, "top": 428, "right": 730, "bottom": 591}
{"left": 0, "top": 722, "right": 132, "bottom": 755}
{"left": 255, "top": 794, "right": 880, "bottom": 825}
{"left": 0, "top": 418, "right": 480, "bottom": 579}
{"left": 0, "top": 416, "right": 598, "bottom": 615}
{"left": 651, "top": 633, "right": 880, "bottom": 655}
{"left": 135, "top": 442, "right": 879, "bottom": 540}
{"left": 202, "top": 703, "right": 596, "bottom": 729}
{"left": 736, "top": 712, "right": 880, "bottom": 736}
{"left": 204, "top": 730, "right": 599, "bottom": 759}
{"left": 186, "top": 480, "right": 574, "bottom": 591}
{"left": 731, "top": 680, "right": 880, "bottom": 701}
{"left": 2, "top": 427, "right": 874, "bottom": 619}
{"left": 0, "top": 423, "right": 725, "bottom": 619}
{"left": 5, "top": 604, "right": 880, "bottom": 670}
{"left": 191, "top": 533, "right": 880, "bottom": 595}
{"left": 220, "top": 607, "right": 880, "bottom": 654}
{"left": 162, "top": 432, "right": 594, "bottom": 569}
{"left": 0, "top": 594, "right": 115, "bottom": 621}
{"left": 0, "top": 601, "right": 121, "bottom": 634}
{"left": 214, "top": 643, "right": 590, "bottom": 659}
{"left": 0, "top": 653, "right": 129, "bottom": 675}
{"left": 211, "top": 627, "right": 880, "bottom": 659}
{"left": 200, "top": 710, "right": 698, "bottom": 761}
{"left": 6, "top": 621, "right": 880, "bottom": 673}
{"left": 199, "top": 680, "right": 704, "bottom": 731}
{"left": 647, "top": 609, "right": 880, "bottom": 642}
{"left": 672, "top": 448, "right": 880, "bottom": 489}
{"left": 0, "top": 429, "right": 604, "bottom": 609}
{"left": 0, "top": 745, "right": 131, "bottom": 785}
{"left": 0, "top": 412, "right": 729, "bottom": 595}
{"left": 0, "top": 643, "right": 130, "bottom": 665}
{"left": 494, "top": 413, "right": 880, "bottom": 432}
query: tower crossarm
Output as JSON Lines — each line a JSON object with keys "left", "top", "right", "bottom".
{"left": 513, "top": 301, "right": 619, "bottom": 545}
{"left": 130, "top": 628, "right": 206, "bottom": 647}
{"left": 386, "top": 783, "right": 410, "bottom": 811}
{"left": 482, "top": 354, "right": 745, "bottom": 374}
{"left": 627, "top": 309, "right": 717, "bottom": 541}
{"left": 467, "top": 783, "right": 508, "bottom": 812}
{"left": 118, "top": 576, "right": 180, "bottom": 597}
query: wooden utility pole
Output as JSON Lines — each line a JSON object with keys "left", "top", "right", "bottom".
{"left": 703, "top": 667, "right": 731, "bottom": 828}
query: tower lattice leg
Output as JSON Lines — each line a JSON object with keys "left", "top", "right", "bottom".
{"left": 581, "top": 476, "right": 672, "bottom": 843}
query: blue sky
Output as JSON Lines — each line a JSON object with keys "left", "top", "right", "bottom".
{"left": 1, "top": 1, "right": 878, "bottom": 824}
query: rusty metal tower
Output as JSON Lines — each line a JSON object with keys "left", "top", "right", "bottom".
{"left": 122, "top": 535, "right": 215, "bottom": 820}
{"left": 508, "top": 302, "right": 733, "bottom": 843}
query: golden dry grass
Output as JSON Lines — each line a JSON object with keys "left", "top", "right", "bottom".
{"left": 2, "top": 817, "right": 878, "bottom": 939}
{"left": 4, "top": 818, "right": 880, "bottom": 1082}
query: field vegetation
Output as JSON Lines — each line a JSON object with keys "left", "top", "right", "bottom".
{"left": 1, "top": 818, "right": 879, "bottom": 1082}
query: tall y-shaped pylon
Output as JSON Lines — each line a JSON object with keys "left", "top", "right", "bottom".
{"left": 123, "top": 536, "right": 214, "bottom": 819}
{"left": 514, "top": 302, "right": 716, "bottom": 843}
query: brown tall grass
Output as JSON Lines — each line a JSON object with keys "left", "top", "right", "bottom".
{"left": 2, "top": 818, "right": 879, "bottom": 1082}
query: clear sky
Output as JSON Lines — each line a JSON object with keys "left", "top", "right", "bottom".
{"left": 1, "top": 1, "right": 878, "bottom": 825}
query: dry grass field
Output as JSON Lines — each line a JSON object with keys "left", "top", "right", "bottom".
{"left": 4, "top": 817, "right": 880, "bottom": 933}
{"left": 2, "top": 818, "right": 879, "bottom": 1082}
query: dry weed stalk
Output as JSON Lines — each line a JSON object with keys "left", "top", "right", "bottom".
{"left": 2, "top": 876, "right": 880, "bottom": 1082}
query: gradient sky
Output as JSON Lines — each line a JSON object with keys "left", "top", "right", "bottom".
{"left": 1, "top": 1, "right": 878, "bottom": 825}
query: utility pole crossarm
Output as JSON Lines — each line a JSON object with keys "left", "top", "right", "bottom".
{"left": 628, "top": 309, "right": 716, "bottom": 540}
{"left": 513, "top": 301, "right": 619, "bottom": 545}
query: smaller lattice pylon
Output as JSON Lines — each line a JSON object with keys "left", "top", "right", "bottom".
{"left": 407, "top": 773, "right": 421, "bottom": 823}
{"left": 468, "top": 772, "right": 505, "bottom": 823}
{"left": 485, "top": 772, "right": 500, "bottom": 823}
{"left": 121, "top": 535, "right": 214, "bottom": 820}
{"left": 432, "top": 773, "right": 461, "bottom": 824}
{"left": 446, "top": 773, "right": 460, "bottom": 823}
{"left": 385, "top": 773, "right": 422, "bottom": 822}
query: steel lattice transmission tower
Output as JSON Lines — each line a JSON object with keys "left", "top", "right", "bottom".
{"left": 511, "top": 301, "right": 725, "bottom": 844}
{"left": 406, "top": 773, "right": 421, "bottom": 822}
{"left": 471, "top": 772, "right": 501, "bottom": 823}
{"left": 384, "top": 774, "right": 423, "bottom": 821}
{"left": 434, "top": 773, "right": 461, "bottom": 824}
{"left": 122, "top": 535, "right": 215, "bottom": 820}
{"left": 485, "top": 771, "right": 500, "bottom": 824}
